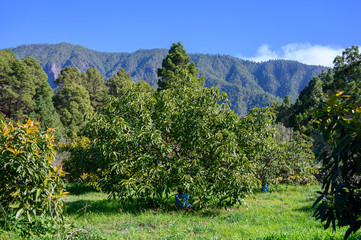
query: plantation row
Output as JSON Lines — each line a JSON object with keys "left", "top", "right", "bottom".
{"left": 1, "top": 43, "right": 361, "bottom": 239}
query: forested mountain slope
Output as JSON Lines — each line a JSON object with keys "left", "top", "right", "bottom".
{"left": 10, "top": 42, "right": 326, "bottom": 114}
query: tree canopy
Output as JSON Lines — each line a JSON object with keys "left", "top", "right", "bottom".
{"left": 277, "top": 46, "right": 361, "bottom": 135}
{"left": 157, "top": 42, "right": 204, "bottom": 90}
{"left": 0, "top": 49, "right": 64, "bottom": 137}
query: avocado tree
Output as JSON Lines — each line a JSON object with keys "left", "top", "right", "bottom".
{"left": 68, "top": 43, "right": 258, "bottom": 208}
{"left": 239, "top": 107, "right": 315, "bottom": 187}
{"left": 313, "top": 92, "right": 361, "bottom": 239}
{"left": 313, "top": 46, "right": 361, "bottom": 239}
{"left": 0, "top": 118, "right": 66, "bottom": 235}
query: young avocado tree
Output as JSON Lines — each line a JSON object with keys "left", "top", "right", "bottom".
{"left": 313, "top": 47, "right": 361, "bottom": 239}
{"left": 0, "top": 118, "right": 66, "bottom": 235}
{"left": 69, "top": 43, "right": 258, "bottom": 208}
{"left": 239, "top": 107, "right": 315, "bottom": 188}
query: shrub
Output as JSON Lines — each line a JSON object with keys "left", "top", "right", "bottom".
{"left": 0, "top": 119, "right": 66, "bottom": 236}
{"left": 239, "top": 107, "right": 315, "bottom": 187}
{"left": 314, "top": 92, "right": 361, "bottom": 239}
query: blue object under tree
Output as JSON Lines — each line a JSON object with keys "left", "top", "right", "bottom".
{"left": 175, "top": 193, "right": 191, "bottom": 207}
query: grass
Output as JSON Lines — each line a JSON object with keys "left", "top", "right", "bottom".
{"left": 2, "top": 184, "right": 360, "bottom": 239}
{"left": 61, "top": 184, "right": 360, "bottom": 239}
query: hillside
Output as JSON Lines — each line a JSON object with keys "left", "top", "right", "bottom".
{"left": 10, "top": 42, "right": 326, "bottom": 115}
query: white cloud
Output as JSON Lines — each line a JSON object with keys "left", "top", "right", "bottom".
{"left": 243, "top": 43, "right": 344, "bottom": 67}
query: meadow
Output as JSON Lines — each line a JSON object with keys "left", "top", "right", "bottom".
{"left": 57, "top": 184, "right": 360, "bottom": 239}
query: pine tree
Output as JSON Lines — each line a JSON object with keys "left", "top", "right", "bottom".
{"left": 54, "top": 66, "right": 82, "bottom": 89}
{"left": 53, "top": 66, "right": 93, "bottom": 136}
{"left": 53, "top": 83, "right": 93, "bottom": 135}
{"left": 157, "top": 42, "right": 204, "bottom": 90}
{"left": 106, "top": 68, "right": 133, "bottom": 97}
{"left": 0, "top": 50, "right": 64, "bottom": 137}
{"left": 81, "top": 67, "right": 108, "bottom": 110}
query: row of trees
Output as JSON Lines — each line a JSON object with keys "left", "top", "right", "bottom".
{"left": 0, "top": 49, "right": 150, "bottom": 138}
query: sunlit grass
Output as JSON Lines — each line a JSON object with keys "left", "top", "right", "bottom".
{"left": 61, "top": 184, "right": 361, "bottom": 239}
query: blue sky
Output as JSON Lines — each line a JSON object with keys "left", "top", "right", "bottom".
{"left": 1, "top": 0, "right": 360, "bottom": 67}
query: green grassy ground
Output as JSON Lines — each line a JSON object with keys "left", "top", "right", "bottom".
{"left": 1, "top": 184, "right": 360, "bottom": 239}
{"left": 59, "top": 184, "right": 360, "bottom": 239}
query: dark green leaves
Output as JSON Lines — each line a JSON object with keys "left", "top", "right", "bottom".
{"left": 313, "top": 92, "right": 361, "bottom": 239}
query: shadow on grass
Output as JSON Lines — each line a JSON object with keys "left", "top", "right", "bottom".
{"left": 64, "top": 183, "right": 223, "bottom": 217}
{"left": 296, "top": 203, "right": 314, "bottom": 213}
{"left": 66, "top": 196, "right": 189, "bottom": 216}
{"left": 65, "top": 182, "right": 99, "bottom": 196}
{"left": 66, "top": 199, "right": 122, "bottom": 215}
{"left": 65, "top": 197, "right": 222, "bottom": 218}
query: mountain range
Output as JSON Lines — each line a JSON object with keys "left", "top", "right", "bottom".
{"left": 9, "top": 42, "right": 326, "bottom": 115}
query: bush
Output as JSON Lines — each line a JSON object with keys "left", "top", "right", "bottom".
{"left": 0, "top": 119, "right": 66, "bottom": 236}
{"left": 314, "top": 92, "right": 361, "bottom": 239}
{"left": 239, "top": 107, "right": 315, "bottom": 187}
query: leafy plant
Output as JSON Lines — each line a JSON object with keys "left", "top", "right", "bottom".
{"left": 70, "top": 77, "right": 258, "bottom": 208}
{"left": 313, "top": 92, "right": 361, "bottom": 239}
{"left": 0, "top": 119, "right": 66, "bottom": 236}
{"left": 239, "top": 107, "right": 315, "bottom": 186}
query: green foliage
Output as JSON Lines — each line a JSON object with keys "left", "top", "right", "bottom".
{"left": 0, "top": 49, "right": 64, "bottom": 138}
{"left": 28, "top": 96, "right": 65, "bottom": 139}
{"left": 53, "top": 83, "right": 94, "bottom": 135}
{"left": 313, "top": 92, "right": 361, "bottom": 239}
{"left": 53, "top": 66, "right": 94, "bottom": 136}
{"left": 279, "top": 46, "right": 361, "bottom": 134}
{"left": 275, "top": 95, "right": 293, "bottom": 126}
{"left": 68, "top": 70, "right": 258, "bottom": 208}
{"left": 333, "top": 46, "right": 361, "bottom": 104}
{"left": 54, "top": 66, "right": 82, "bottom": 88}
{"left": 61, "top": 135, "right": 93, "bottom": 183}
{"left": 105, "top": 68, "right": 133, "bottom": 97}
{"left": 239, "top": 107, "right": 315, "bottom": 186}
{"left": 63, "top": 43, "right": 317, "bottom": 210}
{"left": 0, "top": 119, "right": 66, "bottom": 236}
{"left": 81, "top": 67, "right": 108, "bottom": 110}
{"left": 157, "top": 42, "right": 204, "bottom": 90}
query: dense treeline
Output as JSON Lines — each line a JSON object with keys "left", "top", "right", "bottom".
{"left": 276, "top": 46, "right": 361, "bottom": 135}
{"left": 0, "top": 49, "right": 154, "bottom": 138}
{"left": 10, "top": 42, "right": 326, "bottom": 115}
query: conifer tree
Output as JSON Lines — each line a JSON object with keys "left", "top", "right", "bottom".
{"left": 157, "top": 42, "right": 204, "bottom": 90}
{"left": 53, "top": 66, "right": 93, "bottom": 136}
{"left": 0, "top": 50, "right": 64, "bottom": 137}
{"left": 81, "top": 67, "right": 108, "bottom": 110}
{"left": 106, "top": 68, "right": 133, "bottom": 97}
{"left": 54, "top": 66, "right": 82, "bottom": 88}
{"left": 53, "top": 83, "right": 93, "bottom": 135}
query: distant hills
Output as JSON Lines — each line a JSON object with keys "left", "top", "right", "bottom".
{"left": 10, "top": 42, "right": 326, "bottom": 115}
